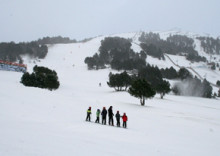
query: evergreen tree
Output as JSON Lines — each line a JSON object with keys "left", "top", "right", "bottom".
{"left": 128, "top": 79, "right": 156, "bottom": 106}
{"left": 107, "top": 71, "right": 132, "bottom": 91}
{"left": 202, "top": 79, "right": 213, "bottom": 98}
{"left": 161, "top": 67, "right": 178, "bottom": 79}
{"left": 211, "top": 64, "right": 216, "bottom": 70}
{"left": 155, "top": 80, "right": 171, "bottom": 99}
{"left": 138, "top": 65, "right": 163, "bottom": 88}
{"left": 217, "top": 80, "right": 220, "bottom": 86}
{"left": 178, "top": 68, "right": 192, "bottom": 80}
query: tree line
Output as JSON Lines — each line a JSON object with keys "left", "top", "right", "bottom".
{"left": 0, "top": 42, "right": 48, "bottom": 63}
{"left": 0, "top": 36, "right": 77, "bottom": 63}
{"left": 139, "top": 32, "right": 207, "bottom": 62}
{"left": 107, "top": 66, "right": 215, "bottom": 107}
{"left": 197, "top": 36, "right": 220, "bottom": 55}
{"left": 36, "top": 36, "right": 77, "bottom": 45}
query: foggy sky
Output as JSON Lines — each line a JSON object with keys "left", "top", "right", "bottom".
{"left": 0, "top": 0, "right": 220, "bottom": 42}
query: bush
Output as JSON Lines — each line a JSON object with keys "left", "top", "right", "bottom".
{"left": 21, "top": 65, "right": 60, "bottom": 90}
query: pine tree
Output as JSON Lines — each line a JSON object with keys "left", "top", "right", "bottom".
{"left": 128, "top": 79, "right": 156, "bottom": 106}
{"left": 155, "top": 80, "right": 171, "bottom": 99}
{"left": 202, "top": 79, "right": 213, "bottom": 98}
{"left": 178, "top": 68, "right": 192, "bottom": 80}
{"left": 216, "top": 80, "right": 220, "bottom": 86}
{"left": 107, "top": 71, "right": 132, "bottom": 91}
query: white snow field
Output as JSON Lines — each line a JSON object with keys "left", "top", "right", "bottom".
{"left": 0, "top": 33, "right": 220, "bottom": 156}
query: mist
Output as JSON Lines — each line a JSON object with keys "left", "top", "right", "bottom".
{"left": 173, "top": 78, "right": 207, "bottom": 97}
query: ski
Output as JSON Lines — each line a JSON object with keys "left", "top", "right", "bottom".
{"left": 85, "top": 120, "right": 127, "bottom": 129}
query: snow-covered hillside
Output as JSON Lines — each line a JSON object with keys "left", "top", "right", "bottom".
{"left": 1, "top": 32, "right": 220, "bottom": 156}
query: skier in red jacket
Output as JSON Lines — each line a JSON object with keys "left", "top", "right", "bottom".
{"left": 122, "top": 113, "right": 128, "bottom": 128}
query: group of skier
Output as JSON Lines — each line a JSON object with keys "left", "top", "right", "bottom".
{"left": 86, "top": 106, "right": 128, "bottom": 128}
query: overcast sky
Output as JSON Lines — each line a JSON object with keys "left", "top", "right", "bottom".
{"left": 0, "top": 0, "right": 220, "bottom": 42}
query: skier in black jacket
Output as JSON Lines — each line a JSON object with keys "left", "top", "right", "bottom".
{"left": 101, "top": 107, "right": 107, "bottom": 125}
{"left": 115, "top": 111, "right": 121, "bottom": 127}
{"left": 108, "top": 106, "right": 114, "bottom": 126}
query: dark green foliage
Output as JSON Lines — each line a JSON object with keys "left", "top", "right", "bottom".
{"left": 128, "top": 79, "right": 156, "bottom": 106}
{"left": 161, "top": 67, "right": 193, "bottom": 81}
{"left": 155, "top": 80, "right": 171, "bottom": 99}
{"left": 213, "top": 92, "right": 217, "bottom": 98}
{"left": 186, "top": 53, "right": 207, "bottom": 62}
{"left": 178, "top": 68, "right": 192, "bottom": 80}
{"left": 21, "top": 65, "right": 60, "bottom": 90}
{"left": 137, "top": 64, "right": 171, "bottom": 98}
{"left": 99, "top": 37, "right": 132, "bottom": 59}
{"left": 166, "top": 35, "right": 195, "bottom": 50}
{"left": 211, "top": 64, "right": 216, "bottom": 70}
{"left": 138, "top": 32, "right": 165, "bottom": 59}
{"left": 107, "top": 71, "right": 132, "bottom": 91}
{"left": 140, "top": 50, "right": 147, "bottom": 60}
{"left": 84, "top": 53, "right": 105, "bottom": 70}
{"left": 139, "top": 32, "right": 161, "bottom": 44}
{"left": 139, "top": 32, "right": 202, "bottom": 59}
{"left": 21, "top": 73, "right": 35, "bottom": 87}
{"left": 98, "top": 37, "right": 132, "bottom": 64}
{"left": 84, "top": 57, "right": 96, "bottom": 69}
{"left": 218, "top": 89, "right": 220, "bottom": 97}
{"left": 166, "top": 35, "right": 198, "bottom": 55}
{"left": 160, "top": 67, "right": 178, "bottom": 79}
{"left": 216, "top": 80, "right": 220, "bottom": 86}
{"left": 0, "top": 41, "right": 48, "bottom": 62}
{"left": 0, "top": 36, "right": 76, "bottom": 63}
{"left": 202, "top": 79, "right": 213, "bottom": 98}
{"left": 110, "top": 58, "right": 146, "bottom": 70}
{"left": 84, "top": 37, "right": 146, "bottom": 70}
{"left": 197, "top": 37, "right": 220, "bottom": 55}
{"left": 140, "top": 43, "right": 164, "bottom": 60}
{"left": 138, "top": 65, "right": 163, "bottom": 88}
{"left": 36, "top": 36, "right": 77, "bottom": 45}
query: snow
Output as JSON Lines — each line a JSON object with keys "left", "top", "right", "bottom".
{"left": 0, "top": 32, "right": 220, "bottom": 156}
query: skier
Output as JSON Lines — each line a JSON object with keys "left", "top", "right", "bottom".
{"left": 101, "top": 107, "right": 107, "bottom": 125}
{"left": 108, "top": 106, "right": 114, "bottom": 126}
{"left": 95, "top": 109, "right": 101, "bottom": 123}
{"left": 86, "top": 107, "right": 92, "bottom": 121}
{"left": 115, "top": 111, "right": 121, "bottom": 127}
{"left": 122, "top": 113, "right": 128, "bottom": 128}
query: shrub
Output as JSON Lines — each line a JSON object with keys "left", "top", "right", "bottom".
{"left": 21, "top": 65, "right": 60, "bottom": 90}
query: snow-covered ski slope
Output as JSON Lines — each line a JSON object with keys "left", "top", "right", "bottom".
{"left": 0, "top": 32, "right": 220, "bottom": 156}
